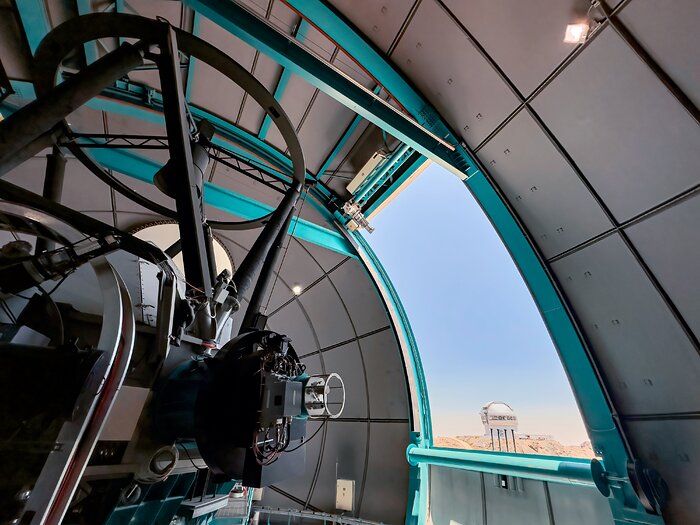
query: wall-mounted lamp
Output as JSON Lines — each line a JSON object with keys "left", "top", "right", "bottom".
{"left": 563, "top": 22, "right": 590, "bottom": 44}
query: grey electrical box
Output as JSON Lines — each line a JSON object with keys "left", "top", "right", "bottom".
{"left": 260, "top": 374, "right": 302, "bottom": 425}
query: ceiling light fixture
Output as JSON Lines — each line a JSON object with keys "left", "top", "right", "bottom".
{"left": 292, "top": 284, "right": 303, "bottom": 295}
{"left": 563, "top": 22, "right": 590, "bottom": 44}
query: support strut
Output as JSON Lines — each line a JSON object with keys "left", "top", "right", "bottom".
{"left": 239, "top": 207, "right": 295, "bottom": 332}
{"left": 232, "top": 181, "right": 301, "bottom": 302}
{"left": 156, "top": 23, "right": 213, "bottom": 298}
{"left": 0, "top": 42, "right": 146, "bottom": 174}
{"left": 35, "top": 146, "right": 66, "bottom": 254}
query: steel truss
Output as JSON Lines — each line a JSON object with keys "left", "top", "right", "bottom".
{"left": 64, "top": 133, "right": 290, "bottom": 195}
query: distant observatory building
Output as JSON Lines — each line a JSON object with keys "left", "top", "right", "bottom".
{"left": 480, "top": 401, "right": 519, "bottom": 452}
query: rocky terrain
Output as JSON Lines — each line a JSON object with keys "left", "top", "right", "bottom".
{"left": 434, "top": 435, "right": 596, "bottom": 459}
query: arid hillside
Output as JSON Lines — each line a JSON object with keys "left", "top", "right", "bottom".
{"left": 434, "top": 435, "right": 596, "bottom": 459}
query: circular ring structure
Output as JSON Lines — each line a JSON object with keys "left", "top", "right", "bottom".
{"left": 304, "top": 373, "right": 346, "bottom": 419}
{"left": 32, "top": 13, "right": 306, "bottom": 230}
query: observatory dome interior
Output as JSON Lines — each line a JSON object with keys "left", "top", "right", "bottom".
{"left": 0, "top": 1, "right": 698, "bottom": 524}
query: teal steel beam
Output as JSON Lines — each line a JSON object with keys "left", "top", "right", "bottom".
{"left": 15, "top": 0, "right": 51, "bottom": 54}
{"left": 76, "top": 0, "right": 98, "bottom": 64}
{"left": 88, "top": 147, "right": 353, "bottom": 255}
{"left": 181, "top": 0, "right": 472, "bottom": 182}
{"left": 407, "top": 445, "right": 610, "bottom": 494}
{"left": 283, "top": 2, "right": 660, "bottom": 524}
{"left": 258, "top": 20, "right": 310, "bottom": 140}
{"left": 363, "top": 153, "right": 427, "bottom": 218}
{"left": 354, "top": 143, "right": 411, "bottom": 203}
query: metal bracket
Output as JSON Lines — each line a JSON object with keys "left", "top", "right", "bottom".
{"left": 342, "top": 200, "right": 374, "bottom": 233}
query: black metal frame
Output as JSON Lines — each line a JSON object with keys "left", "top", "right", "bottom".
{"left": 0, "top": 13, "right": 306, "bottom": 340}
{"left": 156, "top": 23, "right": 213, "bottom": 295}
{"left": 63, "top": 133, "right": 290, "bottom": 194}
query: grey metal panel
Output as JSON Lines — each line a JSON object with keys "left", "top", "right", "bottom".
{"left": 218, "top": 225, "right": 261, "bottom": 251}
{"left": 626, "top": 194, "right": 700, "bottom": 341}
{"left": 320, "top": 119, "right": 372, "bottom": 179}
{"left": 484, "top": 476, "right": 550, "bottom": 525}
{"left": 321, "top": 341, "right": 368, "bottom": 419}
{"left": 65, "top": 105, "right": 105, "bottom": 134}
{"left": 359, "top": 329, "right": 409, "bottom": 419}
{"left": 61, "top": 158, "right": 114, "bottom": 212}
{"left": 267, "top": 299, "right": 320, "bottom": 355}
{"left": 213, "top": 162, "right": 283, "bottom": 210}
{"left": 330, "top": 0, "right": 414, "bottom": 53}
{"left": 258, "top": 486, "right": 301, "bottom": 515}
{"left": 308, "top": 421, "right": 369, "bottom": 512}
{"left": 299, "top": 240, "right": 349, "bottom": 273}
{"left": 2, "top": 156, "right": 46, "bottom": 195}
{"left": 265, "top": 73, "right": 318, "bottom": 151}
{"left": 429, "top": 466, "right": 484, "bottom": 525}
{"left": 112, "top": 172, "right": 175, "bottom": 215}
{"left": 360, "top": 422, "right": 410, "bottom": 524}
{"left": 265, "top": 275, "right": 295, "bottom": 314}
{"left": 103, "top": 111, "right": 167, "bottom": 136}
{"left": 238, "top": 0, "right": 299, "bottom": 36}
{"left": 441, "top": 0, "right": 582, "bottom": 97}
{"left": 128, "top": 0, "right": 183, "bottom": 26}
{"left": 329, "top": 258, "right": 391, "bottom": 335}
{"left": 301, "top": 353, "right": 324, "bottom": 377}
{"left": 625, "top": 419, "right": 700, "bottom": 524}
{"left": 302, "top": 25, "right": 336, "bottom": 63}
{"left": 547, "top": 483, "right": 613, "bottom": 525}
{"left": 189, "top": 62, "right": 247, "bottom": 124}
{"left": 391, "top": 0, "right": 520, "bottom": 147}
{"left": 532, "top": 27, "right": 700, "bottom": 222}
{"left": 477, "top": 110, "right": 612, "bottom": 258}
{"left": 107, "top": 211, "right": 159, "bottom": 232}
{"left": 551, "top": 234, "right": 700, "bottom": 415}
{"left": 296, "top": 200, "right": 332, "bottom": 229}
{"left": 86, "top": 212, "right": 118, "bottom": 228}
{"left": 190, "top": 16, "right": 255, "bottom": 122}
{"left": 6, "top": 154, "right": 120, "bottom": 220}
{"left": 333, "top": 50, "right": 374, "bottom": 89}
{"left": 619, "top": 0, "right": 700, "bottom": 108}
{"left": 270, "top": 419, "right": 326, "bottom": 505}
{"left": 279, "top": 237, "right": 326, "bottom": 287}
{"left": 297, "top": 90, "right": 357, "bottom": 174}
{"left": 298, "top": 276, "right": 355, "bottom": 348}
{"left": 238, "top": 54, "right": 282, "bottom": 133}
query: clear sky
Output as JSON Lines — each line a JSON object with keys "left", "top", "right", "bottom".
{"left": 364, "top": 163, "right": 589, "bottom": 445}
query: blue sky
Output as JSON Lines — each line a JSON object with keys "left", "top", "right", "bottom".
{"left": 364, "top": 163, "right": 589, "bottom": 444}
